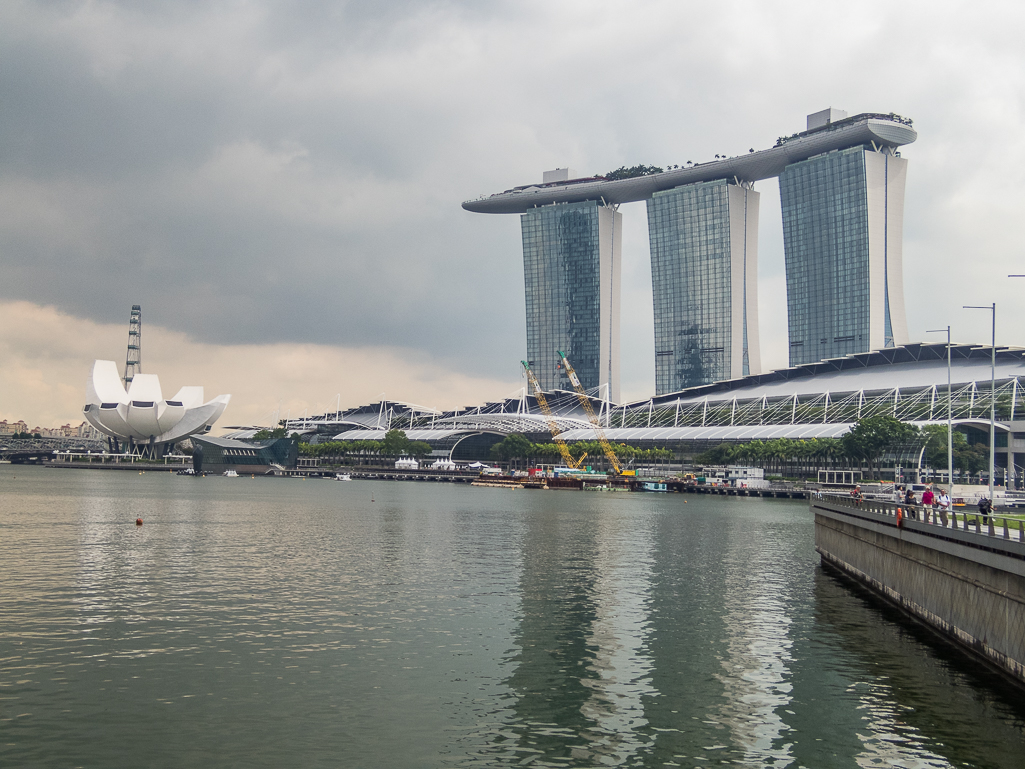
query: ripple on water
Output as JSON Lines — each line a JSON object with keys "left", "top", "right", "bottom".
{"left": 1, "top": 468, "right": 1024, "bottom": 768}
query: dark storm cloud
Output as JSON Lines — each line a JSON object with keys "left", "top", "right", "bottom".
{"left": 0, "top": 0, "right": 529, "bottom": 373}
{"left": 3, "top": 0, "right": 1025, "bottom": 396}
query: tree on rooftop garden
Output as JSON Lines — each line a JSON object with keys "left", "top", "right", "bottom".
{"left": 604, "top": 164, "right": 664, "bottom": 180}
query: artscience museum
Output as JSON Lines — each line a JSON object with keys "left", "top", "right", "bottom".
{"left": 83, "top": 360, "right": 230, "bottom": 455}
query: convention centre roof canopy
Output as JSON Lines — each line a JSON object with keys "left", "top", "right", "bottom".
{"left": 638, "top": 343, "right": 1025, "bottom": 409}
{"left": 593, "top": 344, "right": 1025, "bottom": 444}
{"left": 271, "top": 345, "right": 1025, "bottom": 450}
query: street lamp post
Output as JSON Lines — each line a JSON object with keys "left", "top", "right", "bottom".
{"left": 1008, "top": 276, "right": 1025, "bottom": 489}
{"left": 926, "top": 326, "right": 953, "bottom": 489}
{"left": 963, "top": 303, "right": 996, "bottom": 504}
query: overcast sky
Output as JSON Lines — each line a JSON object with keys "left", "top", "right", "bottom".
{"left": 3, "top": 0, "right": 1025, "bottom": 428}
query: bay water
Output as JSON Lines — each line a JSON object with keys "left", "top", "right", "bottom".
{"left": 1, "top": 465, "right": 1023, "bottom": 768}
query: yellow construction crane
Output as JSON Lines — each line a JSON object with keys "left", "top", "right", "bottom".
{"left": 557, "top": 351, "right": 622, "bottom": 474}
{"left": 521, "top": 360, "right": 587, "bottom": 469}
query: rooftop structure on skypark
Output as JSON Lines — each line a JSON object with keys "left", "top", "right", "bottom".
{"left": 462, "top": 111, "right": 915, "bottom": 214}
{"left": 464, "top": 110, "right": 917, "bottom": 390}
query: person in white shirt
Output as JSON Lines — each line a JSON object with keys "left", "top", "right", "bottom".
{"left": 937, "top": 489, "right": 952, "bottom": 526}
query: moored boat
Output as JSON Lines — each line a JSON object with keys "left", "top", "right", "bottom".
{"left": 639, "top": 481, "right": 667, "bottom": 492}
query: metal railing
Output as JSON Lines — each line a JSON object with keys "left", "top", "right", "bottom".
{"left": 814, "top": 491, "right": 1025, "bottom": 542}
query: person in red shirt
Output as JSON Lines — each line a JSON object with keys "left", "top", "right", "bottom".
{"left": 921, "top": 486, "right": 935, "bottom": 523}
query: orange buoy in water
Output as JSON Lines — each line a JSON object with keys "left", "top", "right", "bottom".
{"left": 136, "top": 518, "right": 143, "bottom": 526}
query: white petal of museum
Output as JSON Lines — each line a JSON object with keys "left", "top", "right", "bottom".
{"left": 83, "top": 360, "right": 230, "bottom": 444}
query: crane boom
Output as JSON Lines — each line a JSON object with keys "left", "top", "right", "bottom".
{"left": 557, "top": 351, "right": 622, "bottom": 474}
{"left": 521, "top": 361, "right": 586, "bottom": 470}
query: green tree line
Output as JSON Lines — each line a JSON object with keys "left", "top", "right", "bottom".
{"left": 693, "top": 415, "right": 924, "bottom": 479}
{"left": 299, "top": 429, "right": 432, "bottom": 459}
{"left": 295, "top": 418, "right": 990, "bottom": 479}
{"left": 604, "top": 164, "right": 664, "bottom": 180}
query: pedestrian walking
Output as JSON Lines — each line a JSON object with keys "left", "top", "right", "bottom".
{"left": 938, "top": 489, "right": 951, "bottom": 526}
{"left": 978, "top": 496, "right": 992, "bottom": 526}
{"left": 921, "top": 486, "right": 935, "bottom": 524}
{"left": 904, "top": 486, "right": 917, "bottom": 519}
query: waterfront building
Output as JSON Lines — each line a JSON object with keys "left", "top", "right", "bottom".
{"left": 83, "top": 359, "right": 230, "bottom": 456}
{"left": 75, "top": 420, "right": 103, "bottom": 439}
{"left": 779, "top": 144, "right": 908, "bottom": 366}
{"left": 0, "top": 420, "right": 29, "bottom": 435}
{"left": 647, "top": 179, "right": 760, "bottom": 393}
{"left": 295, "top": 344, "right": 1025, "bottom": 484}
{"left": 464, "top": 110, "right": 916, "bottom": 380}
{"left": 191, "top": 434, "right": 297, "bottom": 475}
{"left": 521, "top": 199, "right": 621, "bottom": 401}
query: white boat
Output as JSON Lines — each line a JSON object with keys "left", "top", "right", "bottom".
{"left": 638, "top": 481, "right": 667, "bottom": 492}
{"left": 223, "top": 469, "right": 239, "bottom": 477}
{"left": 335, "top": 473, "right": 352, "bottom": 481}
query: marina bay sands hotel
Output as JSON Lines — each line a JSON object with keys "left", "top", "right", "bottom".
{"left": 462, "top": 109, "right": 916, "bottom": 402}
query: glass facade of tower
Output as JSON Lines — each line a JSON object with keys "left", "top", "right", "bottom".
{"left": 521, "top": 201, "right": 620, "bottom": 395}
{"left": 647, "top": 179, "right": 758, "bottom": 394}
{"left": 780, "top": 146, "right": 884, "bottom": 366}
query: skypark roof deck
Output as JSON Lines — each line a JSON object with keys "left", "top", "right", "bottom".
{"left": 462, "top": 112, "right": 916, "bottom": 214}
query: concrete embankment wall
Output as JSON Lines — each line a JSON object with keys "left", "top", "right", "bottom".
{"left": 813, "top": 497, "right": 1025, "bottom": 687}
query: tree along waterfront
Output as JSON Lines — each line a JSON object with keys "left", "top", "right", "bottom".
{"left": 299, "top": 429, "right": 432, "bottom": 462}
{"left": 694, "top": 416, "right": 998, "bottom": 482}
{"left": 695, "top": 415, "right": 931, "bottom": 481}
{"left": 299, "top": 429, "right": 672, "bottom": 472}
{"left": 295, "top": 417, "right": 997, "bottom": 482}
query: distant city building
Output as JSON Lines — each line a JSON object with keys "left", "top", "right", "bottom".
{"left": 0, "top": 420, "right": 102, "bottom": 439}
{"left": 463, "top": 110, "right": 916, "bottom": 394}
{"left": 521, "top": 199, "right": 621, "bottom": 400}
{"left": 648, "top": 179, "right": 760, "bottom": 393}
{"left": 75, "top": 421, "right": 103, "bottom": 439}
{"left": 779, "top": 145, "right": 908, "bottom": 365}
{"left": 83, "top": 360, "right": 230, "bottom": 456}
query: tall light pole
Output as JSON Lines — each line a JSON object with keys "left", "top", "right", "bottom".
{"left": 926, "top": 326, "right": 953, "bottom": 489}
{"left": 964, "top": 303, "right": 996, "bottom": 503}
